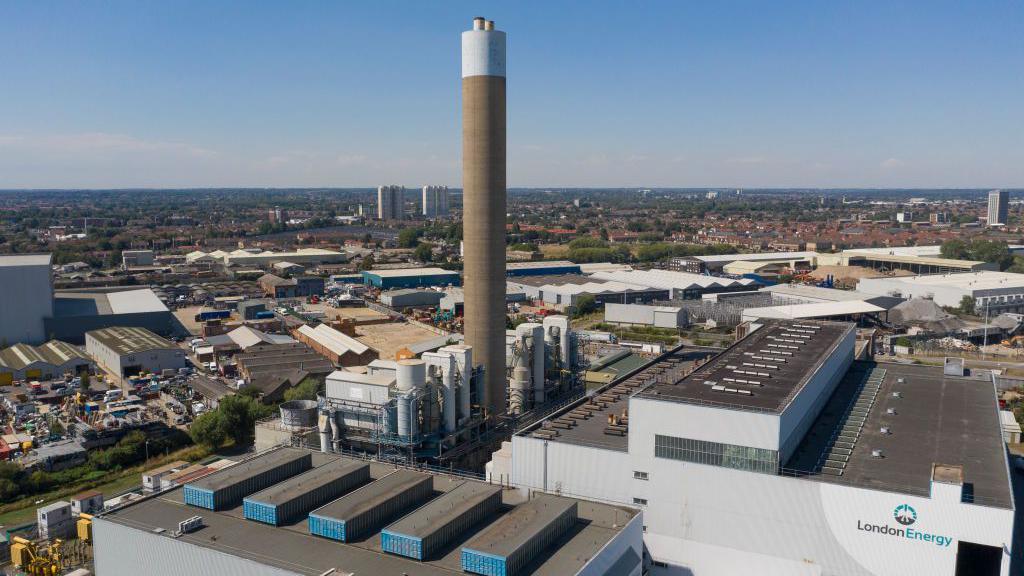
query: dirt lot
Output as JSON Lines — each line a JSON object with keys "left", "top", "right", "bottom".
{"left": 352, "top": 321, "right": 443, "bottom": 360}
{"left": 173, "top": 305, "right": 207, "bottom": 336}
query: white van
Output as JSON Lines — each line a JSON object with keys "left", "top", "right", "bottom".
{"left": 103, "top": 389, "right": 123, "bottom": 403}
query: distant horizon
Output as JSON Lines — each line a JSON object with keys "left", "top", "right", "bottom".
{"left": 1, "top": 187, "right": 1021, "bottom": 193}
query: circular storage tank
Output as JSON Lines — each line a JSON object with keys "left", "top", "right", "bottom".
{"left": 279, "top": 399, "right": 318, "bottom": 430}
{"left": 396, "top": 359, "right": 426, "bottom": 392}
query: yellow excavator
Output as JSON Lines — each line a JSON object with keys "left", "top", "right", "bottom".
{"left": 10, "top": 536, "right": 64, "bottom": 575}
{"left": 1001, "top": 335, "right": 1024, "bottom": 347}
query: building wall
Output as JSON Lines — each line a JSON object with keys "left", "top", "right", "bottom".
{"left": 0, "top": 260, "right": 53, "bottom": 345}
{"left": 44, "top": 310, "right": 176, "bottom": 344}
{"left": 85, "top": 336, "right": 186, "bottom": 377}
{"left": 511, "top": 431, "right": 1015, "bottom": 576}
{"left": 512, "top": 436, "right": 633, "bottom": 505}
{"left": 93, "top": 518, "right": 300, "bottom": 576}
{"left": 630, "top": 397, "right": 782, "bottom": 454}
{"left": 778, "top": 326, "right": 854, "bottom": 462}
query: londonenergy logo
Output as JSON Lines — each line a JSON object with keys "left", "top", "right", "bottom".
{"left": 856, "top": 504, "right": 953, "bottom": 548}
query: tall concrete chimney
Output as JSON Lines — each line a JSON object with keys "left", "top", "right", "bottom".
{"left": 462, "top": 17, "right": 507, "bottom": 417}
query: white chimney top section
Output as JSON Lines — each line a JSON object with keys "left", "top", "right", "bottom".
{"left": 462, "top": 18, "right": 506, "bottom": 78}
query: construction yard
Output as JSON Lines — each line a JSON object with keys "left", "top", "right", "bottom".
{"left": 351, "top": 321, "right": 446, "bottom": 360}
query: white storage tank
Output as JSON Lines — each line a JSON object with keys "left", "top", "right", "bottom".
{"left": 396, "top": 359, "right": 426, "bottom": 392}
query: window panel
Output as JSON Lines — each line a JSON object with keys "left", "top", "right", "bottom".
{"left": 654, "top": 434, "right": 777, "bottom": 474}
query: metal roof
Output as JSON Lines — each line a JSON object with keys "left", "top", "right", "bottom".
{"left": 188, "top": 448, "right": 309, "bottom": 492}
{"left": 0, "top": 340, "right": 90, "bottom": 370}
{"left": 590, "top": 269, "right": 757, "bottom": 290}
{"left": 694, "top": 251, "right": 818, "bottom": 264}
{"left": 85, "top": 327, "right": 177, "bottom": 356}
{"left": 311, "top": 469, "right": 429, "bottom": 521}
{"left": 106, "top": 289, "right": 169, "bottom": 314}
{"left": 297, "top": 323, "right": 369, "bottom": 356}
{"left": 245, "top": 459, "right": 369, "bottom": 507}
{"left": 742, "top": 301, "right": 885, "bottom": 320}
{"left": 363, "top": 267, "right": 459, "bottom": 278}
{"left": 462, "top": 494, "right": 576, "bottom": 558}
{"left": 383, "top": 481, "right": 501, "bottom": 539}
{"left": 0, "top": 253, "right": 52, "bottom": 267}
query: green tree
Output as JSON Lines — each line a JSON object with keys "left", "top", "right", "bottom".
{"left": 397, "top": 227, "right": 423, "bottom": 248}
{"left": 189, "top": 411, "right": 228, "bottom": 450}
{"left": 218, "top": 394, "right": 263, "bottom": 445}
{"left": 413, "top": 242, "right": 434, "bottom": 263}
{"left": 359, "top": 254, "right": 375, "bottom": 271}
{"left": 573, "top": 294, "right": 598, "bottom": 317}
{"left": 284, "top": 377, "right": 322, "bottom": 402}
{"left": 958, "top": 295, "right": 976, "bottom": 315}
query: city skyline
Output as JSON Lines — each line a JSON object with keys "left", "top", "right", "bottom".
{"left": 1, "top": 1, "right": 1022, "bottom": 189}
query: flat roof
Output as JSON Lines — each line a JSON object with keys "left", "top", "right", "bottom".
{"left": 85, "top": 326, "right": 177, "bottom": 356}
{"left": 363, "top": 267, "right": 458, "bottom": 278}
{"left": 106, "top": 289, "right": 169, "bottom": 314}
{"left": 785, "top": 361, "right": 1012, "bottom": 508}
{"left": 742, "top": 300, "right": 885, "bottom": 320}
{"left": 188, "top": 448, "right": 309, "bottom": 492}
{"left": 98, "top": 453, "right": 637, "bottom": 576}
{"left": 522, "top": 347, "right": 719, "bottom": 451}
{"left": 695, "top": 251, "right": 818, "bottom": 264}
{"left": 861, "top": 271, "right": 1024, "bottom": 290}
{"left": 385, "top": 481, "right": 500, "bottom": 539}
{"left": 312, "top": 469, "right": 428, "bottom": 521}
{"left": 54, "top": 288, "right": 169, "bottom": 317}
{"left": 0, "top": 253, "right": 52, "bottom": 267}
{"left": 844, "top": 250, "right": 985, "bottom": 268}
{"left": 246, "top": 459, "right": 368, "bottom": 506}
{"left": 464, "top": 494, "right": 577, "bottom": 559}
{"left": 637, "top": 320, "right": 854, "bottom": 413}
{"left": 506, "top": 260, "right": 578, "bottom": 269}
{"left": 590, "top": 268, "right": 757, "bottom": 290}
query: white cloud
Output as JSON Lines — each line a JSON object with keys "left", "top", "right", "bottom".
{"left": 880, "top": 157, "right": 905, "bottom": 169}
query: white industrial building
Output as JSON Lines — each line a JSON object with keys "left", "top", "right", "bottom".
{"left": 421, "top": 185, "right": 450, "bottom": 218}
{"left": 506, "top": 274, "right": 669, "bottom": 309}
{"left": 857, "top": 271, "right": 1024, "bottom": 313}
{"left": 605, "top": 303, "right": 688, "bottom": 329}
{"left": 493, "top": 320, "right": 1016, "bottom": 575}
{"left": 47, "top": 287, "right": 176, "bottom": 343}
{"left": 685, "top": 251, "right": 819, "bottom": 272}
{"left": 0, "top": 254, "right": 54, "bottom": 345}
{"left": 377, "top": 184, "right": 405, "bottom": 220}
{"left": 589, "top": 268, "right": 758, "bottom": 300}
{"left": 85, "top": 327, "right": 186, "bottom": 378}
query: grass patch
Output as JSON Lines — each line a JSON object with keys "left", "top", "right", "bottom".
{"left": 0, "top": 444, "right": 210, "bottom": 527}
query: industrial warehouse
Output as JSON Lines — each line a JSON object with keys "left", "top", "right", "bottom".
{"left": 495, "top": 319, "right": 1017, "bottom": 575}
{"left": 90, "top": 447, "right": 642, "bottom": 576}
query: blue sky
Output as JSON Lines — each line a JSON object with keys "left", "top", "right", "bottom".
{"left": 1, "top": 1, "right": 1021, "bottom": 188}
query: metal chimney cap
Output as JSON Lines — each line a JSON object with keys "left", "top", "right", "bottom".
{"left": 473, "top": 16, "right": 486, "bottom": 30}
{"left": 485, "top": 20, "right": 495, "bottom": 30}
